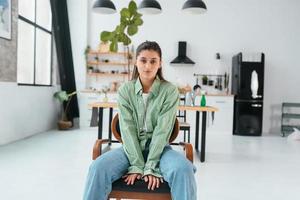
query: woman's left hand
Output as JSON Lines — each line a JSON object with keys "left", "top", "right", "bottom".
{"left": 122, "top": 173, "right": 142, "bottom": 185}
{"left": 143, "top": 175, "right": 164, "bottom": 190}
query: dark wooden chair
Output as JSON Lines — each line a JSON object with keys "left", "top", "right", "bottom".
{"left": 92, "top": 114, "right": 194, "bottom": 200}
{"left": 177, "top": 96, "right": 191, "bottom": 143}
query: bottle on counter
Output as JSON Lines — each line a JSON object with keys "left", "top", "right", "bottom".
{"left": 185, "top": 91, "right": 195, "bottom": 106}
{"left": 200, "top": 90, "right": 206, "bottom": 107}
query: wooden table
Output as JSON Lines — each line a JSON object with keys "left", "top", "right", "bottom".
{"left": 89, "top": 102, "right": 218, "bottom": 162}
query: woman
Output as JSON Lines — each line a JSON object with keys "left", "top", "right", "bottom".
{"left": 83, "top": 41, "right": 197, "bottom": 200}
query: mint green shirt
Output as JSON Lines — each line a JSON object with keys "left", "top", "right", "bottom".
{"left": 117, "top": 77, "right": 179, "bottom": 178}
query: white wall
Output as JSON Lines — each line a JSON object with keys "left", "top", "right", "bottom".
{"left": 0, "top": 82, "right": 60, "bottom": 145}
{"left": 84, "top": 0, "right": 300, "bottom": 134}
{"left": 0, "top": 0, "right": 61, "bottom": 145}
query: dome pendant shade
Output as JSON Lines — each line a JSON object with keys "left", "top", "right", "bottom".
{"left": 138, "top": 0, "right": 162, "bottom": 15}
{"left": 182, "top": 0, "right": 207, "bottom": 14}
{"left": 92, "top": 0, "right": 117, "bottom": 14}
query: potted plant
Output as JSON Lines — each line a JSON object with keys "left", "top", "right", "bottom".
{"left": 100, "top": 0, "right": 143, "bottom": 52}
{"left": 102, "top": 86, "right": 110, "bottom": 102}
{"left": 202, "top": 75, "right": 208, "bottom": 85}
{"left": 53, "top": 91, "right": 77, "bottom": 130}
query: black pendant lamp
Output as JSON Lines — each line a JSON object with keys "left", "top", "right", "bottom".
{"left": 138, "top": 0, "right": 162, "bottom": 15}
{"left": 92, "top": 0, "right": 117, "bottom": 14}
{"left": 182, "top": 0, "right": 207, "bottom": 14}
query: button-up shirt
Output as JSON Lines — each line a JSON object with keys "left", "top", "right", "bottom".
{"left": 118, "top": 77, "right": 179, "bottom": 177}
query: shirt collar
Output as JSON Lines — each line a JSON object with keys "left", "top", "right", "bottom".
{"left": 135, "top": 76, "right": 161, "bottom": 96}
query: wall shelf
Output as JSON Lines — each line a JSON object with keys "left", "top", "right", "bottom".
{"left": 87, "top": 61, "right": 130, "bottom": 66}
{"left": 87, "top": 73, "right": 130, "bottom": 77}
{"left": 88, "top": 50, "right": 130, "bottom": 56}
{"left": 281, "top": 102, "right": 300, "bottom": 136}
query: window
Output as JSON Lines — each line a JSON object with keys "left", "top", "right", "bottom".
{"left": 17, "top": 0, "right": 52, "bottom": 86}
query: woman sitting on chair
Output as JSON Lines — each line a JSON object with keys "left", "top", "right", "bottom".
{"left": 83, "top": 41, "right": 197, "bottom": 200}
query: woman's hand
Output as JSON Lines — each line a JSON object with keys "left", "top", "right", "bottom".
{"left": 143, "top": 175, "right": 164, "bottom": 190}
{"left": 122, "top": 173, "right": 142, "bottom": 185}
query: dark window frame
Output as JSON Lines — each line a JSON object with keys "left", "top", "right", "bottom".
{"left": 17, "top": 0, "right": 53, "bottom": 87}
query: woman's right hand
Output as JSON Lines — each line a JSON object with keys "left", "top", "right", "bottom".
{"left": 122, "top": 173, "right": 142, "bottom": 185}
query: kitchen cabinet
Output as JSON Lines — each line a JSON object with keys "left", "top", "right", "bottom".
{"left": 194, "top": 95, "right": 234, "bottom": 135}
{"left": 206, "top": 95, "right": 234, "bottom": 134}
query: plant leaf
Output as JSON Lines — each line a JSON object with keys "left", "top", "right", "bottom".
{"left": 115, "top": 25, "right": 121, "bottom": 33}
{"left": 119, "top": 24, "right": 126, "bottom": 32}
{"left": 127, "top": 25, "right": 138, "bottom": 36}
{"left": 135, "top": 13, "right": 142, "bottom": 18}
{"left": 118, "top": 33, "right": 125, "bottom": 43}
{"left": 54, "top": 91, "right": 68, "bottom": 103}
{"left": 100, "top": 31, "right": 111, "bottom": 42}
{"left": 110, "top": 40, "right": 118, "bottom": 52}
{"left": 134, "top": 18, "right": 143, "bottom": 26}
{"left": 129, "top": 1, "right": 137, "bottom": 11}
{"left": 123, "top": 34, "right": 131, "bottom": 45}
{"left": 68, "top": 91, "right": 77, "bottom": 97}
{"left": 128, "top": 1, "right": 137, "bottom": 15}
{"left": 121, "top": 8, "right": 130, "bottom": 18}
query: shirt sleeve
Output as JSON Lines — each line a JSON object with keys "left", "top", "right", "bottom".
{"left": 143, "top": 85, "right": 179, "bottom": 178}
{"left": 118, "top": 85, "right": 145, "bottom": 175}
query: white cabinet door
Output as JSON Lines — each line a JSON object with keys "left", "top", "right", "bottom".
{"left": 205, "top": 96, "right": 234, "bottom": 135}
{"left": 78, "top": 92, "right": 98, "bottom": 128}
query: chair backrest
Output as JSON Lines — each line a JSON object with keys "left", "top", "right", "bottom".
{"left": 177, "top": 96, "right": 187, "bottom": 122}
{"left": 111, "top": 113, "right": 179, "bottom": 143}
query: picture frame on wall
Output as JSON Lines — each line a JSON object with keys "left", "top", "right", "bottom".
{"left": 0, "top": 0, "right": 11, "bottom": 40}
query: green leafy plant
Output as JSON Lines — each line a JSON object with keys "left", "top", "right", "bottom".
{"left": 202, "top": 75, "right": 208, "bottom": 85}
{"left": 100, "top": 1, "right": 143, "bottom": 52}
{"left": 54, "top": 91, "right": 77, "bottom": 121}
{"left": 84, "top": 45, "right": 91, "bottom": 61}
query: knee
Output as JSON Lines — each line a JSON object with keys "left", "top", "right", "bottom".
{"left": 170, "top": 161, "right": 195, "bottom": 176}
{"left": 89, "top": 157, "right": 111, "bottom": 175}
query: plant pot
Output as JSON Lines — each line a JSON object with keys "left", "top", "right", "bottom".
{"left": 57, "top": 120, "right": 72, "bottom": 130}
{"left": 202, "top": 80, "right": 208, "bottom": 85}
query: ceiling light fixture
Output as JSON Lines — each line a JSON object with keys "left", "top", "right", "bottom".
{"left": 92, "top": 0, "right": 117, "bottom": 14}
{"left": 138, "top": 0, "right": 162, "bottom": 15}
{"left": 182, "top": 0, "right": 207, "bottom": 14}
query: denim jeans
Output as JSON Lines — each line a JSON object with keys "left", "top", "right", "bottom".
{"left": 83, "top": 145, "right": 197, "bottom": 200}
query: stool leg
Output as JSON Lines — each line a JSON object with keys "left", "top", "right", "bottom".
{"left": 183, "top": 130, "right": 186, "bottom": 142}
{"left": 188, "top": 129, "right": 191, "bottom": 143}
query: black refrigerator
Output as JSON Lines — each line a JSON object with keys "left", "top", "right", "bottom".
{"left": 232, "top": 53, "right": 265, "bottom": 136}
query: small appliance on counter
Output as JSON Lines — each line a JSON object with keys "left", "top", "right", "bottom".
{"left": 232, "top": 53, "right": 265, "bottom": 136}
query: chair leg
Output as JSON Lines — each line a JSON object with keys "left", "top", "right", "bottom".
{"left": 188, "top": 129, "right": 190, "bottom": 143}
{"left": 183, "top": 130, "right": 186, "bottom": 142}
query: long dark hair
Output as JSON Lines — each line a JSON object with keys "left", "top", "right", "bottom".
{"left": 131, "top": 41, "right": 166, "bottom": 81}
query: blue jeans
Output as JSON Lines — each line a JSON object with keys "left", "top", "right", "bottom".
{"left": 83, "top": 146, "right": 197, "bottom": 200}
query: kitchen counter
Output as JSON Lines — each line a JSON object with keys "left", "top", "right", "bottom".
{"left": 205, "top": 93, "right": 234, "bottom": 97}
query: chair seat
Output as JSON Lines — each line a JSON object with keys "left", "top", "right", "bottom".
{"left": 179, "top": 122, "right": 190, "bottom": 127}
{"left": 112, "top": 178, "right": 170, "bottom": 194}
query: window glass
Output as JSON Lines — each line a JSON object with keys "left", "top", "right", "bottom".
{"left": 35, "top": 29, "right": 52, "bottom": 85}
{"left": 17, "top": 20, "right": 35, "bottom": 84}
{"left": 18, "top": 0, "right": 35, "bottom": 21}
{"left": 36, "top": 0, "right": 52, "bottom": 31}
